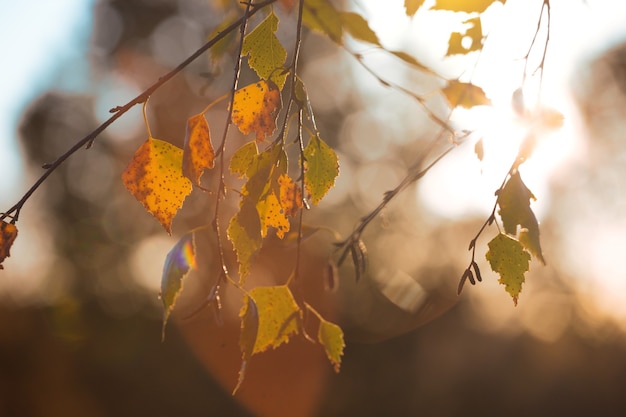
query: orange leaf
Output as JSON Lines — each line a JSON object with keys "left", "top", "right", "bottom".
{"left": 183, "top": 113, "right": 215, "bottom": 186}
{"left": 278, "top": 173, "right": 303, "bottom": 217}
{"left": 0, "top": 221, "right": 18, "bottom": 270}
{"left": 232, "top": 81, "right": 282, "bottom": 143}
{"left": 122, "top": 137, "right": 192, "bottom": 234}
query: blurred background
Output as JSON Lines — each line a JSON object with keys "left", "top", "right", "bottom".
{"left": 2, "top": 0, "right": 626, "bottom": 416}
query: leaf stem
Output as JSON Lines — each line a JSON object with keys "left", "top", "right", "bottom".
{"left": 336, "top": 142, "right": 456, "bottom": 274}
{"left": 142, "top": 100, "right": 153, "bottom": 138}
{"left": 213, "top": 0, "right": 258, "bottom": 288}
{"left": 346, "top": 48, "right": 455, "bottom": 134}
{"left": 522, "top": 0, "right": 551, "bottom": 99}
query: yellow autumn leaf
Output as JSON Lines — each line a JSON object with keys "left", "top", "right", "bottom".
{"left": 232, "top": 81, "right": 282, "bottom": 143}
{"left": 302, "top": 0, "right": 343, "bottom": 44}
{"left": 340, "top": 12, "right": 380, "bottom": 46}
{"left": 0, "top": 220, "right": 18, "bottom": 270}
{"left": 257, "top": 192, "right": 290, "bottom": 239}
{"left": 432, "top": 0, "right": 505, "bottom": 13}
{"left": 183, "top": 113, "right": 215, "bottom": 186}
{"left": 446, "top": 17, "right": 483, "bottom": 56}
{"left": 305, "top": 302, "right": 345, "bottom": 372}
{"left": 122, "top": 137, "right": 192, "bottom": 234}
{"left": 405, "top": 0, "right": 426, "bottom": 16}
{"left": 240, "top": 285, "right": 301, "bottom": 355}
{"left": 441, "top": 80, "right": 491, "bottom": 109}
{"left": 318, "top": 319, "right": 345, "bottom": 373}
{"left": 485, "top": 233, "right": 531, "bottom": 306}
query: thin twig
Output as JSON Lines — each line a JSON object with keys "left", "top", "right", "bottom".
{"left": 213, "top": 0, "right": 257, "bottom": 289}
{"left": 459, "top": 0, "right": 552, "bottom": 294}
{"left": 458, "top": 155, "right": 520, "bottom": 294}
{"left": 522, "top": 0, "right": 551, "bottom": 92}
{"left": 336, "top": 143, "right": 457, "bottom": 268}
{"left": 347, "top": 49, "right": 455, "bottom": 135}
{"left": 289, "top": 0, "right": 307, "bottom": 287}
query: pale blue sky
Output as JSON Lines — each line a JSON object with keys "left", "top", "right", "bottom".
{"left": 0, "top": 0, "right": 93, "bottom": 203}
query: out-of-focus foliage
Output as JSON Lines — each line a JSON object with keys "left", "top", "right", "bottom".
{"left": 1, "top": 0, "right": 546, "bottom": 393}
{"left": 6, "top": 0, "right": 626, "bottom": 414}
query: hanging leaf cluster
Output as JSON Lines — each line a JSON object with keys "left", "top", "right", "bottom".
{"left": 115, "top": 3, "right": 346, "bottom": 393}
{"left": 1, "top": 0, "right": 558, "bottom": 396}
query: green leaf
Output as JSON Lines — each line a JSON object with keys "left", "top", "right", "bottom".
{"left": 405, "top": 0, "right": 426, "bottom": 16}
{"left": 209, "top": 14, "right": 239, "bottom": 60}
{"left": 234, "top": 285, "right": 301, "bottom": 393}
{"left": 441, "top": 80, "right": 491, "bottom": 109}
{"left": 242, "top": 285, "right": 302, "bottom": 354}
{"left": 318, "top": 318, "right": 345, "bottom": 372}
{"left": 242, "top": 11, "right": 288, "bottom": 89}
{"left": 243, "top": 144, "right": 286, "bottom": 203}
{"left": 339, "top": 12, "right": 380, "bottom": 46}
{"left": 498, "top": 171, "right": 545, "bottom": 264}
{"left": 230, "top": 141, "right": 259, "bottom": 178}
{"left": 227, "top": 200, "right": 262, "bottom": 284}
{"left": 446, "top": 17, "right": 483, "bottom": 56}
{"left": 233, "top": 296, "right": 258, "bottom": 395}
{"left": 485, "top": 233, "right": 531, "bottom": 306}
{"left": 239, "top": 296, "right": 258, "bottom": 361}
{"left": 160, "top": 232, "right": 197, "bottom": 341}
{"left": 302, "top": 0, "right": 343, "bottom": 44}
{"left": 230, "top": 145, "right": 288, "bottom": 268}
{"left": 303, "top": 135, "right": 339, "bottom": 205}
{"left": 432, "top": 0, "right": 506, "bottom": 13}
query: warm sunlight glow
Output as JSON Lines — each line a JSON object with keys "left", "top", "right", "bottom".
{"left": 353, "top": 0, "right": 583, "bottom": 219}
{"left": 358, "top": 0, "right": 626, "bottom": 331}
